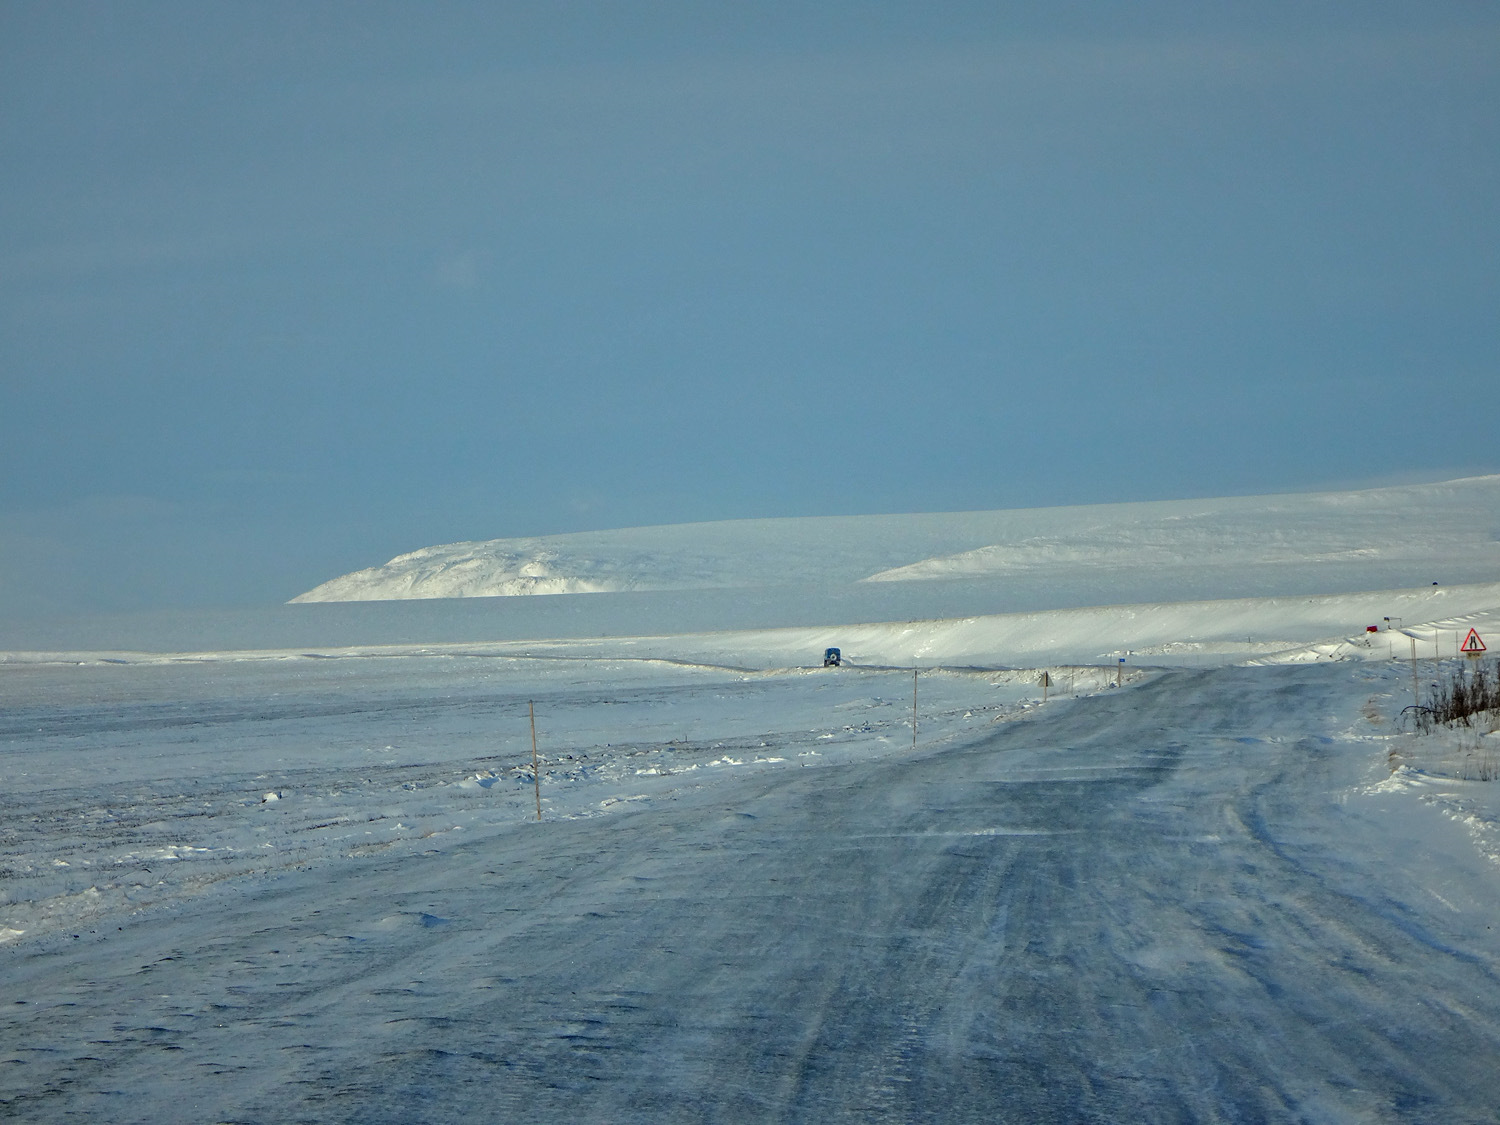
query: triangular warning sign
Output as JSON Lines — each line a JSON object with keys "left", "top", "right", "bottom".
{"left": 1460, "top": 628, "right": 1487, "bottom": 653}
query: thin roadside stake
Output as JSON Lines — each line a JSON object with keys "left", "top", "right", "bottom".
{"left": 530, "top": 699, "right": 541, "bottom": 822}
{"left": 912, "top": 665, "right": 918, "bottom": 750}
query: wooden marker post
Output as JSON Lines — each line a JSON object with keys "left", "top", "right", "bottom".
{"left": 530, "top": 700, "right": 541, "bottom": 822}
{"left": 1410, "top": 635, "right": 1419, "bottom": 708}
{"left": 912, "top": 666, "right": 919, "bottom": 750}
{"left": 1040, "top": 670, "right": 1051, "bottom": 702}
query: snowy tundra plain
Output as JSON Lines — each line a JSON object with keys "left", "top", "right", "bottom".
{"left": 4, "top": 477, "right": 1500, "bottom": 1122}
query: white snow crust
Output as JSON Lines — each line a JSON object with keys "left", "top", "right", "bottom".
{"left": 6, "top": 477, "right": 1500, "bottom": 1120}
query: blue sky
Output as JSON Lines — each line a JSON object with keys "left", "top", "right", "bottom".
{"left": 3, "top": 1, "right": 1498, "bottom": 617}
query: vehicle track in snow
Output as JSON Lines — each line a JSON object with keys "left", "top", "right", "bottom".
{"left": 4, "top": 664, "right": 1500, "bottom": 1122}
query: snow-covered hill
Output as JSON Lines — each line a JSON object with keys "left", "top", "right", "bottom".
{"left": 292, "top": 475, "right": 1500, "bottom": 604}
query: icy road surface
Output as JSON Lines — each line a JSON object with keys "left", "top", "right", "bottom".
{"left": 4, "top": 658, "right": 1500, "bottom": 1122}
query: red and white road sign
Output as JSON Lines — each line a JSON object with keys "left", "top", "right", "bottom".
{"left": 1460, "top": 628, "right": 1487, "bottom": 654}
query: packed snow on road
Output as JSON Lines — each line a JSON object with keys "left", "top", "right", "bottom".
{"left": 4, "top": 480, "right": 1500, "bottom": 1121}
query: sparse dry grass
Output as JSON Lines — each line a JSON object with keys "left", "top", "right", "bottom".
{"left": 1394, "top": 660, "right": 1500, "bottom": 780}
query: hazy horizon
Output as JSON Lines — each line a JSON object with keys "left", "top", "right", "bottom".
{"left": 5, "top": 2, "right": 1497, "bottom": 618}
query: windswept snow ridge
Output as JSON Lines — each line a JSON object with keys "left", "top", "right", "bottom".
{"left": 291, "top": 475, "right": 1500, "bottom": 603}
{"left": 18, "top": 583, "right": 1500, "bottom": 672}
{"left": 293, "top": 544, "right": 632, "bottom": 601}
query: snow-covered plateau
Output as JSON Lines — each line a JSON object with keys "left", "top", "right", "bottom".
{"left": 290, "top": 474, "right": 1500, "bottom": 606}
{"left": 5, "top": 478, "right": 1500, "bottom": 1121}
